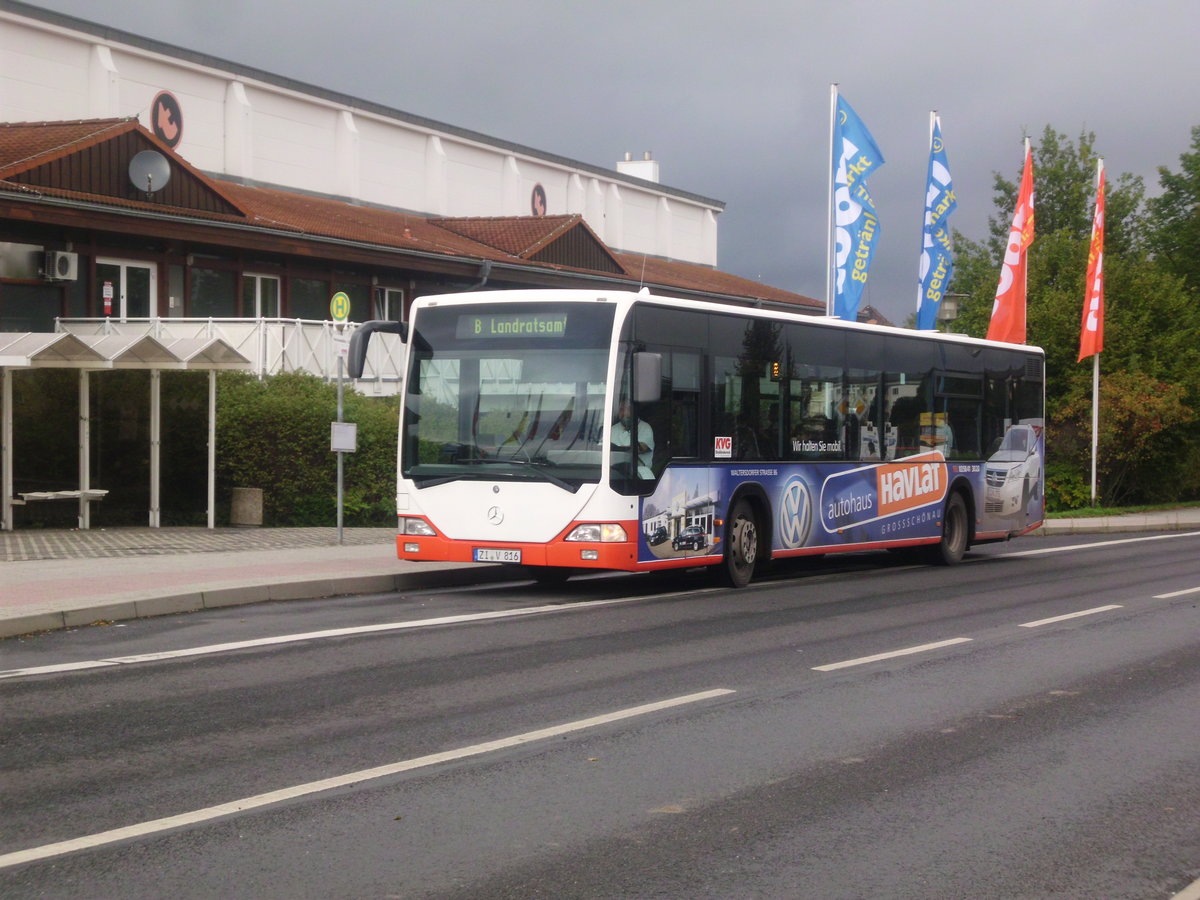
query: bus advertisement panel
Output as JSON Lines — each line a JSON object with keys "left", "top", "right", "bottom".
{"left": 637, "top": 428, "right": 1044, "bottom": 565}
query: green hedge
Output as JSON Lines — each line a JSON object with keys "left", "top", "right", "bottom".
{"left": 216, "top": 372, "right": 399, "bottom": 526}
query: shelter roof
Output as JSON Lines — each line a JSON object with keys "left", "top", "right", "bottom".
{"left": 0, "top": 332, "right": 106, "bottom": 367}
{"left": 0, "top": 331, "right": 249, "bottom": 370}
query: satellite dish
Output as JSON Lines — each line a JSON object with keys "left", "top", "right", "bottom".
{"left": 128, "top": 150, "right": 172, "bottom": 196}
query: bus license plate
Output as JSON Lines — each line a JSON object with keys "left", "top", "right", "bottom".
{"left": 474, "top": 547, "right": 522, "bottom": 563}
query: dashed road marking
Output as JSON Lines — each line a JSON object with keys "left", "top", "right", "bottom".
{"left": 0, "top": 688, "right": 735, "bottom": 870}
{"left": 812, "top": 637, "right": 973, "bottom": 671}
{"left": 1019, "top": 605, "right": 1123, "bottom": 628}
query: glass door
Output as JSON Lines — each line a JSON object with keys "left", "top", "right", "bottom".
{"left": 377, "top": 286, "right": 405, "bottom": 320}
{"left": 243, "top": 273, "right": 281, "bottom": 317}
{"left": 96, "top": 259, "right": 157, "bottom": 320}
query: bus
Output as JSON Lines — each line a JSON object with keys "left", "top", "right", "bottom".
{"left": 348, "top": 288, "right": 1045, "bottom": 587}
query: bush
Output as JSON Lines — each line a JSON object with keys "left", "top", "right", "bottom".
{"left": 1045, "top": 460, "right": 1093, "bottom": 511}
{"left": 217, "top": 372, "right": 398, "bottom": 526}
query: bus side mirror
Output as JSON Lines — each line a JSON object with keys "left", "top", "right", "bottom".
{"left": 633, "top": 352, "right": 662, "bottom": 403}
{"left": 347, "top": 320, "right": 408, "bottom": 379}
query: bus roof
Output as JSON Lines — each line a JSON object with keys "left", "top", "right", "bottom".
{"left": 410, "top": 288, "right": 1045, "bottom": 357}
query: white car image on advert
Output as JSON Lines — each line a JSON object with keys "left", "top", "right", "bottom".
{"left": 985, "top": 424, "right": 1042, "bottom": 517}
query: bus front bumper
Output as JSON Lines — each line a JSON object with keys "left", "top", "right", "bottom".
{"left": 396, "top": 524, "right": 641, "bottom": 571}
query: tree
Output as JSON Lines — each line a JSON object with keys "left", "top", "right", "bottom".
{"left": 1147, "top": 124, "right": 1200, "bottom": 292}
{"left": 1056, "top": 371, "right": 1197, "bottom": 506}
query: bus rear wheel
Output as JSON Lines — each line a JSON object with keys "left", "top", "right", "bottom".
{"left": 722, "top": 500, "right": 758, "bottom": 588}
{"left": 928, "top": 492, "right": 968, "bottom": 566}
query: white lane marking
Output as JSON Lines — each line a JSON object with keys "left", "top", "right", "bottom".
{"left": 1173, "top": 875, "right": 1200, "bottom": 900}
{"left": 0, "top": 687, "right": 735, "bottom": 870}
{"left": 1, "top": 592, "right": 694, "bottom": 680}
{"left": 1019, "top": 605, "right": 1123, "bottom": 628}
{"left": 1004, "top": 530, "right": 1200, "bottom": 557}
{"left": 2, "top": 660, "right": 119, "bottom": 677}
{"left": 812, "top": 637, "right": 973, "bottom": 672}
{"left": 1155, "top": 585, "right": 1200, "bottom": 599}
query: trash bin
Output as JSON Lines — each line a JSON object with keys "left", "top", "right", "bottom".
{"left": 230, "top": 487, "right": 263, "bottom": 527}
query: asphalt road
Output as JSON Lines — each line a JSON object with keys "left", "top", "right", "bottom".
{"left": 2, "top": 532, "right": 1200, "bottom": 899}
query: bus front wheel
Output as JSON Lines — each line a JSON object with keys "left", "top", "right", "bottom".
{"left": 928, "top": 492, "right": 968, "bottom": 566}
{"left": 722, "top": 500, "right": 758, "bottom": 588}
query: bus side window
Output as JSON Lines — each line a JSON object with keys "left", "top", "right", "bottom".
{"left": 639, "top": 349, "right": 700, "bottom": 475}
{"left": 711, "top": 355, "right": 739, "bottom": 458}
{"left": 668, "top": 351, "right": 701, "bottom": 462}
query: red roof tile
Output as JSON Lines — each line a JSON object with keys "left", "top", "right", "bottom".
{"left": 0, "top": 118, "right": 135, "bottom": 176}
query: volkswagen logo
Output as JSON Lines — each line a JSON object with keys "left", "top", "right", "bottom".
{"left": 778, "top": 476, "right": 813, "bottom": 549}
{"left": 487, "top": 505, "right": 504, "bottom": 525}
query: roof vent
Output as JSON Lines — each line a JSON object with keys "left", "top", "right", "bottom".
{"left": 616, "top": 151, "right": 660, "bottom": 184}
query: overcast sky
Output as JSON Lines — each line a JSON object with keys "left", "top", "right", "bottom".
{"left": 25, "top": 0, "right": 1200, "bottom": 323}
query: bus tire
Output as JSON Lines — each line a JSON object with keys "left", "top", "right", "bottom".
{"left": 928, "top": 492, "right": 968, "bottom": 566}
{"left": 722, "top": 499, "right": 759, "bottom": 588}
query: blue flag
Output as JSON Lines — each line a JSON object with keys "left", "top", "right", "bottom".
{"left": 832, "top": 94, "right": 885, "bottom": 321}
{"left": 916, "top": 118, "right": 956, "bottom": 330}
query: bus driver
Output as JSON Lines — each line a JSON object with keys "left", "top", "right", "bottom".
{"left": 611, "top": 400, "right": 654, "bottom": 479}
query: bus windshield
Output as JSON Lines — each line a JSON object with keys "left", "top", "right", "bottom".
{"left": 401, "top": 302, "right": 616, "bottom": 490}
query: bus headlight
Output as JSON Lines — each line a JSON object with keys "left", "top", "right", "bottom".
{"left": 565, "top": 523, "right": 628, "bottom": 542}
{"left": 400, "top": 517, "right": 437, "bottom": 536}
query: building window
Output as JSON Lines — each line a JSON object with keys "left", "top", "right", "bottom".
{"left": 290, "top": 277, "right": 330, "bottom": 320}
{"left": 189, "top": 267, "right": 237, "bottom": 317}
{"left": 0, "top": 282, "right": 61, "bottom": 332}
{"left": 243, "top": 274, "right": 281, "bottom": 318}
{"left": 377, "top": 286, "right": 405, "bottom": 320}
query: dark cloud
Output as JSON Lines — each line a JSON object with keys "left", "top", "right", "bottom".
{"left": 26, "top": 0, "right": 1199, "bottom": 323}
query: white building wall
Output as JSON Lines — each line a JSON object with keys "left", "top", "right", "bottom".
{"left": 0, "top": 20, "right": 91, "bottom": 120}
{"left": 224, "top": 81, "right": 253, "bottom": 178}
{"left": 357, "top": 115, "right": 428, "bottom": 209}
{"left": 618, "top": 190, "right": 657, "bottom": 257}
{"left": 88, "top": 45, "right": 119, "bottom": 117}
{"left": 0, "top": 7, "right": 721, "bottom": 265}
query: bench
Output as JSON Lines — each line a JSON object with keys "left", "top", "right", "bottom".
{"left": 12, "top": 489, "right": 109, "bottom": 505}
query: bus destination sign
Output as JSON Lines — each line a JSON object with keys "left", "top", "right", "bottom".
{"left": 456, "top": 312, "right": 568, "bottom": 339}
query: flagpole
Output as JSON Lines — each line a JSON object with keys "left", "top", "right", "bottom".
{"left": 1021, "top": 136, "right": 1031, "bottom": 324}
{"left": 1091, "top": 352, "right": 1100, "bottom": 505}
{"left": 1089, "top": 157, "right": 1104, "bottom": 506}
{"left": 826, "top": 83, "right": 838, "bottom": 316}
{"left": 918, "top": 110, "right": 936, "bottom": 328}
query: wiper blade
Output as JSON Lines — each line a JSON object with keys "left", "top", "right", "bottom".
{"left": 413, "top": 464, "right": 578, "bottom": 493}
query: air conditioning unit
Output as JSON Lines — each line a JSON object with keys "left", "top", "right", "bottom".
{"left": 44, "top": 250, "right": 79, "bottom": 281}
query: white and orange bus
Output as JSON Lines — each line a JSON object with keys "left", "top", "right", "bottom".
{"left": 349, "top": 289, "right": 1044, "bottom": 587}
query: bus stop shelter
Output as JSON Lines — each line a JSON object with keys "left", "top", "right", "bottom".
{"left": 1, "top": 332, "right": 251, "bottom": 531}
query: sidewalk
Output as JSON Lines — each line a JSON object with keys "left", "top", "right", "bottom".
{"left": 0, "top": 527, "right": 496, "bottom": 640}
{"left": 2, "top": 511, "right": 1199, "bottom": 640}
{"left": 1036, "top": 507, "right": 1200, "bottom": 535}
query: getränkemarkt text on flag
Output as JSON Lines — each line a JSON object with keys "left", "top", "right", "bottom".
{"left": 987, "top": 140, "right": 1035, "bottom": 343}
{"left": 831, "top": 92, "right": 885, "bottom": 321}
{"left": 1078, "top": 161, "right": 1105, "bottom": 361}
{"left": 916, "top": 116, "right": 956, "bottom": 330}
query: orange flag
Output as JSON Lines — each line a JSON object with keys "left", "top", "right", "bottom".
{"left": 1078, "top": 164, "right": 1105, "bottom": 361}
{"left": 987, "top": 142, "right": 1036, "bottom": 343}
